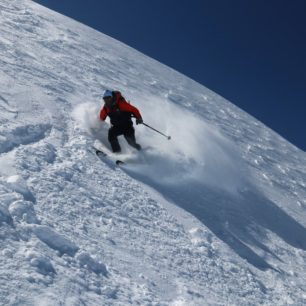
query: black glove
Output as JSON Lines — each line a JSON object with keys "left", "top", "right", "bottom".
{"left": 136, "top": 117, "right": 143, "bottom": 125}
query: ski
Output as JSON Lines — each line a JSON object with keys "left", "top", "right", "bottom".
{"left": 95, "top": 148, "right": 125, "bottom": 166}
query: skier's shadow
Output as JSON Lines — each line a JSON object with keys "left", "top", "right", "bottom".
{"left": 126, "top": 171, "right": 306, "bottom": 271}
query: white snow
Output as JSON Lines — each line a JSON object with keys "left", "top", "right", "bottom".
{"left": 31, "top": 225, "right": 79, "bottom": 256}
{"left": 1, "top": 0, "right": 306, "bottom": 305}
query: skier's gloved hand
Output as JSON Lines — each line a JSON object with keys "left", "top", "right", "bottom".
{"left": 136, "top": 117, "right": 143, "bottom": 125}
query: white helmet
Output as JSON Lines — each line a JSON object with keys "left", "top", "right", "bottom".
{"left": 103, "top": 89, "right": 113, "bottom": 99}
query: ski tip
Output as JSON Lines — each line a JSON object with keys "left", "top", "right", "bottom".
{"left": 96, "top": 149, "right": 107, "bottom": 157}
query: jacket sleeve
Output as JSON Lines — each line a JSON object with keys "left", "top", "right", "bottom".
{"left": 118, "top": 100, "right": 142, "bottom": 119}
{"left": 99, "top": 106, "right": 108, "bottom": 121}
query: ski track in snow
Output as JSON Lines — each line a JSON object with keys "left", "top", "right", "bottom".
{"left": 1, "top": 0, "right": 306, "bottom": 305}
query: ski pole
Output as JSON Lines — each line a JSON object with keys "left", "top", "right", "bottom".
{"left": 142, "top": 122, "right": 171, "bottom": 140}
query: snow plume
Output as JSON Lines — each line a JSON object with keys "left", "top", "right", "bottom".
{"left": 72, "top": 101, "right": 109, "bottom": 145}
{"left": 72, "top": 102, "right": 101, "bottom": 132}
{"left": 132, "top": 94, "right": 249, "bottom": 193}
{"left": 73, "top": 95, "right": 249, "bottom": 194}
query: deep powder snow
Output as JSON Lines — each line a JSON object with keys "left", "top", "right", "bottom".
{"left": 1, "top": 0, "right": 306, "bottom": 305}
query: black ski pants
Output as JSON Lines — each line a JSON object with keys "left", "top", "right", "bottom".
{"left": 108, "top": 125, "right": 141, "bottom": 153}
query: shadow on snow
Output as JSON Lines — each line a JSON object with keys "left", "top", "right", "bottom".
{"left": 125, "top": 170, "right": 306, "bottom": 272}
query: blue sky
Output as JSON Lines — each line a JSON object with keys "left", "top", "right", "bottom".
{"left": 34, "top": 0, "right": 306, "bottom": 151}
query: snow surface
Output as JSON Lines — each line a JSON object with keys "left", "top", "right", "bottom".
{"left": 1, "top": 0, "right": 306, "bottom": 305}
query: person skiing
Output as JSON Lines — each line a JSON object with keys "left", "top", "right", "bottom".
{"left": 99, "top": 90, "right": 143, "bottom": 153}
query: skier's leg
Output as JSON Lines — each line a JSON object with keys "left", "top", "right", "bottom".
{"left": 124, "top": 126, "right": 141, "bottom": 150}
{"left": 108, "top": 126, "right": 121, "bottom": 153}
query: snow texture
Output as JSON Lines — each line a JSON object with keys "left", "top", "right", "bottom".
{"left": 0, "top": 0, "right": 306, "bottom": 305}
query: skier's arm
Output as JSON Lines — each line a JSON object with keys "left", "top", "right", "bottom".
{"left": 118, "top": 101, "right": 142, "bottom": 119}
{"left": 99, "top": 107, "right": 108, "bottom": 121}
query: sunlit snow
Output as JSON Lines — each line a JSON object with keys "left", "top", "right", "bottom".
{"left": 1, "top": 0, "right": 306, "bottom": 305}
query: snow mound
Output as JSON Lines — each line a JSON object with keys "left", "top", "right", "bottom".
{"left": 0, "top": 204, "right": 12, "bottom": 224}
{"left": 26, "top": 251, "right": 56, "bottom": 276}
{"left": 76, "top": 251, "right": 107, "bottom": 276}
{"left": 6, "top": 175, "right": 36, "bottom": 203}
{"left": 31, "top": 225, "right": 79, "bottom": 256}
{"left": 0, "top": 123, "right": 52, "bottom": 154}
{"left": 9, "top": 200, "right": 39, "bottom": 224}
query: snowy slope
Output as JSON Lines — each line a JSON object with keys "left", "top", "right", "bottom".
{"left": 1, "top": 0, "right": 306, "bottom": 305}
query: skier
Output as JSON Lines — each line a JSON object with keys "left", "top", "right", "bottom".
{"left": 99, "top": 90, "right": 143, "bottom": 153}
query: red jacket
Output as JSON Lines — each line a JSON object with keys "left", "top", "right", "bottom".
{"left": 99, "top": 91, "right": 142, "bottom": 126}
